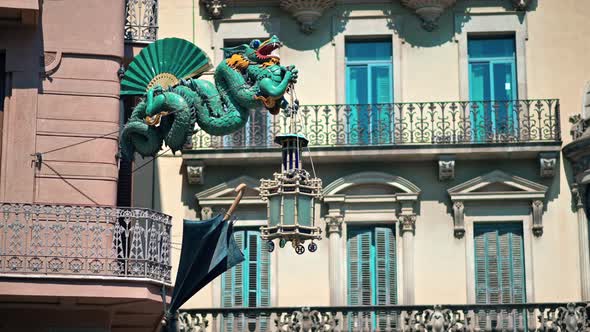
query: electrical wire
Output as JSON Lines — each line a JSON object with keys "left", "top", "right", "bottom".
{"left": 36, "top": 129, "right": 120, "bottom": 156}
{"left": 41, "top": 161, "right": 100, "bottom": 205}
{"left": 131, "top": 148, "right": 172, "bottom": 174}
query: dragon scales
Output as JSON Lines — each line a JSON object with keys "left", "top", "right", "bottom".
{"left": 119, "top": 36, "right": 298, "bottom": 159}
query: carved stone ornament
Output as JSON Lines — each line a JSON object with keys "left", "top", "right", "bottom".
{"left": 438, "top": 155, "right": 455, "bottom": 181}
{"left": 201, "top": 206, "right": 213, "bottom": 220}
{"left": 177, "top": 312, "right": 208, "bottom": 332}
{"left": 400, "top": 0, "right": 457, "bottom": 31}
{"left": 279, "top": 0, "right": 335, "bottom": 34}
{"left": 532, "top": 200, "right": 544, "bottom": 237}
{"left": 399, "top": 214, "right": 417, "bottom": 234}
{"left": 512, "top": 0, "right": 532, "bottom": 11}
{"left": 539, "top": 152, "right": 557, "bottom": 178}
{"left": 186, "top": 165, "right": 204, "bottom": 185}
{"left": 550, "top": 303, "right": 589, "bottom": 332}
{"left": 325, "top": 215, "right": 343, "bottom": 236}
{"left": 276, "top": 307, "right": 339, "bottom": 331}
{"left": 203, "top": 0, "right": 227, "bottom": 20}
{"left": 572, "top": 184, "right": 584, "bottom": 209}
{"left": 569, "top": 114, "right": 590, "bottom": 141}
{"left": 452, "top": 201, "right": 465, "bottom": 239}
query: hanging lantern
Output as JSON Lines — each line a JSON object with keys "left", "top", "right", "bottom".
{"left": 259, "top": 103, "right": 322, "bottom": 255}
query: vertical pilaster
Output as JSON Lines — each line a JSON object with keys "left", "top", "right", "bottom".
{"left": 326, "top": 215, "right": 344, "bottom": 305}
{"left": 399, "top": 213, "right": 416, "bottom": 305}
{"left": 573, "top": 185, "right": 590, "bottom": 300}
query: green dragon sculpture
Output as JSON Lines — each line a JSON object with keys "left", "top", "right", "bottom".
{"left": 119, "top": 36, "right": 297, "bottom": 160}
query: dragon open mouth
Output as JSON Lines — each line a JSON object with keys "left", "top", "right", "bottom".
{"left": 256, "top": 41, "right": 282, "bottom": 60}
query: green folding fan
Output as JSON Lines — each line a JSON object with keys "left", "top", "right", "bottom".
{"left": 120, "top": 38, "right": 212, "bottom": 96}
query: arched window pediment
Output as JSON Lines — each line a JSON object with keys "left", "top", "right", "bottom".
{"left": 323, "top": 172, "right": 421, "bottom": 197}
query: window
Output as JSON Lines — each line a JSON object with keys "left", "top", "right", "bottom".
{"left": 474, "top": 223, "right": 526, "bottom": 329}
{"left": 468, "top": 36, "right": 518, "bottom": 140}
{"left": 345, "top": 40, "right": 393, "bottom": 145}
{"left": 221, "top": 229, "right": 270, "bottom": 331}
{"left": 116, "top": 96, "right": 136, "bottom": 207}
{"left": 0, "top": 52, "right": 5, "bottom": 112}
{"left": 222, "top": 39, "right": 270, "bottom": 148}
{"left": 347, "top": 226, "right": 397, "bottom": 329}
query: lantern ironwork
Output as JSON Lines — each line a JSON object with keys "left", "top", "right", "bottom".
{"left": 259, "top": 100, "right": 322, "bottom": 255}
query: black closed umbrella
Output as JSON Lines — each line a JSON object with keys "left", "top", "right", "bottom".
{"left": 163, "top": 185, "right": 247, "bottom": 331}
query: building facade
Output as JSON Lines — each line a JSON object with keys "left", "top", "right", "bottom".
{"left": 0, "top": 1, "right": 170, "bottom": 331}
{"left": 131, "top": 0, "right": 590, "bottom": 330}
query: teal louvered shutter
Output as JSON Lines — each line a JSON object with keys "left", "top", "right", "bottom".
{"left": 348, "top": 228, "right": 373, "bottom": 306}
{"left": 221, "top": 230, "right": 270, "bottom": 332}
{"left": 257, "top": 233, "right": 271, "bottom": 330}
{"left": 221, "top": 230, "right": 244, "bottom": 331}
{"left": 474, "top": 223, "right": 525, "bottom": 330}
{"left": 375, "top": 227, "right": 397, "bottom": 329}
{"left": 348, "top": 227, "right": 397, "bottom": 330}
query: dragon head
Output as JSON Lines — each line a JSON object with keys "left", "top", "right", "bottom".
{"left": 222, "top": 35, "right": 283, "bottom": 64}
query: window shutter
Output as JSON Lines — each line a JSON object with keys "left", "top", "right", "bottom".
{"left": 347, "top": 229, "right": 373, "bottom": 306}
{"left": 257, "top": 232, "right": 271, "bottom": 331}
{"left": 222, "top": 230, "right": 244, "bottom": 332}
{"left": 375, "top": 227, "right": 396, "bottom": 305}
{"left": 222, "top": 230, "right": 271, "bottom": 331}
{"left": 375, "top": 227, "right": 397, "bottom": 330}
{"left": 474, "top": 223, "right": 526, "bottom": 330}
{"left": 474, "top": 228, "right": 488, "bottom": 305}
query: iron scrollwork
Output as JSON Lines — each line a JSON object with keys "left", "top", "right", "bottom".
{"left": 0, "top": 203, "right": 172, "bottom": 284}
{"left": 192, "top": 99, "right": 561, "bottom": 151}
{"left": 125, "top": 0, "right": 159, "bottom": 42}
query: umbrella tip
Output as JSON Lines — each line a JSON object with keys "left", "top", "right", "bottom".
{"left": 235, "top": 183, "right": 247, "bottom": 193}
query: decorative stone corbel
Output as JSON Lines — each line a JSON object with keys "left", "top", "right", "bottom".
{"left": 42, "top": 50, "right": 62, "bottom": 78}
{"left": 572, "top": 184, "right": 585, "bottom": 210}
{"left": 400, "top": 0, "right": 457, "bottom": 31}
{"left": 325, "top": 215, "right": 343, "bottom": 236}
{"left": 279, "top": 0, "right": 335, "bottom": 34}
{"left": 201, "top": 206, "right": 213, "bottom": 220}
{"left": 186, "top": 165, "right": 204, "bottom": 185}
{"left": 511, "top": 0, "right": 531, "bottom": 11}
{"left": 452, "top": 201, "right": 465, "bottom": 239}
{"left": 399, "top": 214, "right": 417, "bottom": 234}
{"left": 202, "top": 0, "right": 227, "bottom": 20}
{"left": 532, "top": 200, "right": 544, "bottom": 236}
{"left": 438, "top": 155, "right": 455, "bottom": 181}
{"left": 539, "top": 152, "right": 558, "bottom": 178}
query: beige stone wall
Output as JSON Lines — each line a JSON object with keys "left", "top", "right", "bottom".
{"left": 140, "top": 0, "right": 590, "bottom": 309}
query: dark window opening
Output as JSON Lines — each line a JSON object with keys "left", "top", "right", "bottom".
{"left": 116, "top": 96, "right": 135, "bottom": 207}
{"left": 0, "top": 52, "right": 5, "bottom": 112}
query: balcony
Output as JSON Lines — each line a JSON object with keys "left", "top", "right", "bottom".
{"left": 185, "top": 99, "right": 561, "bottom": 165}
{"left": 178, "top": 303, "right": 589, "bottom": 332}
{"left": 124, "top": 0, "right": 158, "bottom": 43}
{"left": 0, "top": 0, "right": 39, "bottom": 25}
{"left": 0, "top": 202, "right": 171, "bottom": 283}
{"left": 0, "top": 202, "right": 172, "bottom": 330}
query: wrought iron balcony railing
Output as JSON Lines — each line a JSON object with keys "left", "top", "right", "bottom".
{"left": 178, "top": 302, "right": 589, "bottom": 332}
{"left": 192, "top": 99, "right": 561, "bottom": 150}
{"left": 124, "top": 0, "right": 158, "bottom": 42}
{"left": 0, "top": 203, "right": 172, "bottom": 284}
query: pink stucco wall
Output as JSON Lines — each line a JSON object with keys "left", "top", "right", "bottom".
{"left": 0, "top": 0, "right": 124, "bottom": 206}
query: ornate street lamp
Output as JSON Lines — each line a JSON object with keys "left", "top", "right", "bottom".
{"left": 259, "top": 100, "right": 322, "bottom": 255}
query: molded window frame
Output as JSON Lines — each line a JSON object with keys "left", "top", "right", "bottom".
{"left": 334, "top": 15, "right": 403, "bottom": 104}
{"left": 456, "top": 13, "right": 528, "bottom": 101}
